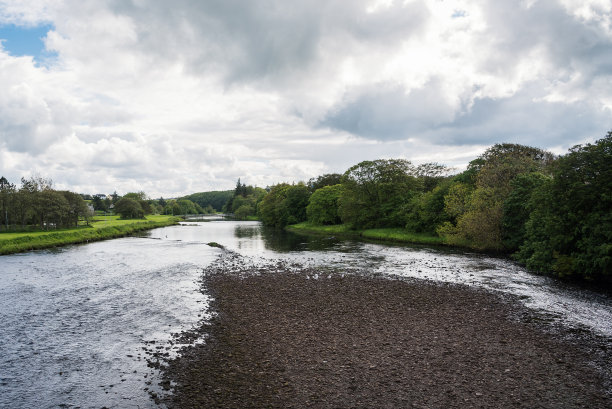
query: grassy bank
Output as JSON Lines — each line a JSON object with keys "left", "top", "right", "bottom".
{"left": 286, "top": 222, "right": 445, "bottom": 246}
{"left": 0, "top": 215, "right": 181, "bottom": 255}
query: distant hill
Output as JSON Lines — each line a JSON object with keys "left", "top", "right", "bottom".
{"left": 182, "top": 190, "right": 233, "bottom": 212}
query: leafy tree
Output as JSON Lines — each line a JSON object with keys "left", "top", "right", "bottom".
{"left": 438, "top": 144, "right": 554, "bottom": 251}
{"left": 502, "top": 172, "right": 549, "bottom": 251}
{"left": 60, "top": 191, "right": 91, "bottom": 227}
{"left": 38, "top": 189, "right": 69, "bottom": 229}
{"left": 0, "top": 176, "right": 16, "bottom": 230}
{"left": 224, "top": 181, "right": 266, "bottom": 219}
{"left": 405, "top": 178, "right": 453, "bottom": 233}
{"left": 307, "top": 184, "right": 343, "bottom": 225}
{"left": 414, "top": 162, "right": 452, "bottom": 191}
{"left": 235, "top": 204, "right": 255, "bottom": 220}
{"left": 259, "top": 183, "right": 310, "bottom": 228}
{"left": 307, "top": 173, "right": 343, "bottom": 192}
{"left": 284, "top": 184, "right": 310, "bottom": 225}
{"left": 114, "top": 197, "right": 144, "bottom": 219}
{"left": 518, "top": 132, "right": 612, "bottom": 280}
{"left": 92, "top": 195, "right": 109, "bottom": 212}
{"left": 339, "top": 159, "right": 421, "bottom": 229}
{"left": 182, "top": 190, "right": 233, "bottom": 212}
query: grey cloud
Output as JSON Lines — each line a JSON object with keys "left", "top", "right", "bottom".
{"left": 321, "top": 81, "right": 460, "bottom": 140}
{"left": 436, "top": 86, "right": 611, "bottom": 148}
{"left": 479, "top": 0, "right": 612, "bottom": 85}
{"left": 107, "top": 0, "right": 429, "bottom": 85}
{"left": 322, "top": 80, "right": 610, "bottom": 148}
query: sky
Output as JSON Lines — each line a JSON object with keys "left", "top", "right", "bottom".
{"left": 0, "top": 0, "right": 610, "bottom": 197}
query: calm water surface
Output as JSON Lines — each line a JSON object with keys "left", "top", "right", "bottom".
{"left": 1, "top": 219, "right": 611, "bottom": 408}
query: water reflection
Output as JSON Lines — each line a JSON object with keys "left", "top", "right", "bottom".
{"left": 258, "top": 226, "right": 343, "bottom": 253}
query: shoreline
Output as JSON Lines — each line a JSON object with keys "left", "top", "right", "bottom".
{"left": 156, "top": 256, "right": 611, "bottom": 408}
{"left": 286, "top": 222, "right": 451, "bottom": 247}
{"left": 0, "top": 216, "right": 181, "bottom": 255}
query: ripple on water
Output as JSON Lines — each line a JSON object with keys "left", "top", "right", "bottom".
{"left": 1, "top": 221, "right": 611, "bottom": 408}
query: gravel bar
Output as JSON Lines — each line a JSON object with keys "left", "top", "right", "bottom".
{"left": 157, "top": 256, "right": 610, "bottom": 408}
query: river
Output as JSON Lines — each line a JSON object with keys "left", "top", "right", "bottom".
{"left": 1, "top": 219, "right": 611, "bottom": 408}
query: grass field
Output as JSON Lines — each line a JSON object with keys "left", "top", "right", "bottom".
{"left": 286, "top": 222, "right": 445, "bottom": 246}
{"left": 0, "top": 215, "right": 180, "bottom": 255}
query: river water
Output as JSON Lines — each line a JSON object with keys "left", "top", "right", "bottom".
{"left": 1, "top": 219, "right": 611, "bottom": 408}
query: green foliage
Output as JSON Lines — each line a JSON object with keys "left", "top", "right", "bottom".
{"left": 223, "top": 180, "right": 266, "bottom": 220}
{"left": 339, "top": 159, "right": 422, "bottom": 229}
{"left": 414, "top": 162, "right": 452, "bottom": 191}
{"left": 259, "top": 183, "right": 310, "bottom": 228}
{"left": 502, "top": 172, "right": 549, "bottom": 251}
{"left": 405, "top": 179, "right": 453, "bottom": 233}
{"left": 287, "top": 222, "right": 443, "bottom": 246}
{"left": 182, "top": 190, "right": 233, "bottom": 212}
{"left": 307, "top": 173, "right": 343, "bottom": 192}
{"left": 114, "top": 197, "right": 144, "bottom": 219}
{"left": 438, "top": 143, "right": 554, "bottom": 251}
{"left": 234, "top": 204, "right": 254, "bottom": 220}
{"left": 0, "top": 176, "right": 92, "bottom": 230}
{"left": 306, "top": 184, "right": 342, "bottom": 225}
{"left": 517, "top": 132, "right": 612, "bottom": 280}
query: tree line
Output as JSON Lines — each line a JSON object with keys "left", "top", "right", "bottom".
{"left": 0, "top": 176, "right": 91, "bottom": 230}
{"left": 251, "top": 131, "right": 611, "bottom": 282}
{"left": 0, "top": 179, "right": 210, "bottom": 231}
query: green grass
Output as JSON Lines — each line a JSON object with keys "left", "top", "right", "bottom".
{"left": 287, "top": 222, "right": 445, "bottom": 246}
{"left": 361, "top": 228, "right": 444, "bottom": 245}
{"left": 0, "top": 215, "right": 181, "bottom": 255}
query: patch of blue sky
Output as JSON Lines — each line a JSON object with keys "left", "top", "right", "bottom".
{"left": 451, "top": 9, "right": 467, "bottom": 18}
{"left": 0, "top": 23, "right": 57, "bottom": 66}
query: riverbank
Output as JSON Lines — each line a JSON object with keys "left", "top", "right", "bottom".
{"left": 0, "top": 215, "right": 181, "bottom": 255}
{"left": 157, "top": 255, "right": 610, "bottom": 408}
{"left": 287, "top": 222, "right": 446, "bottom": 246}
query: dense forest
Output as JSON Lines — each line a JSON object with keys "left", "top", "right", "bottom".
{"left": 254, "top": 132, "right": 611, "bottom": 282}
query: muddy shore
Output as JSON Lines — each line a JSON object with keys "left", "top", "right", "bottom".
{"left": 157, "top": 256, "right": 610, "bottom": 408}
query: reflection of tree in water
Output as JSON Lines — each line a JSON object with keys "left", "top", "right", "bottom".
{"left": 258, "top": 226, "right": 341, "bottom": 253}
{"left": 233, "top": 225, "right": 260, "bottom": 239}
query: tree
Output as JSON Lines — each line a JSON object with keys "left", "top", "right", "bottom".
{"left": 92, "top": 194, "right": 109, "bottom": 212}
{"left": 307, "top": 173, "right": 343, "bottom": 192}
{"left": 60, "top": 191, "right": 90, "bottom": 227}
{"left": 306, "top": 184, "right": 342, "bottom": 225}
{"left": 38, "top": 189, "right": 69, "bottom": 229}
{"left": 414, "top": 163, "right": 452, "bottom": 191}
{"left": 0, "top": 176, "right": 16, "bottom": 230}
{"left": 259, "top": 183, "right": 310, "bottom": 228}
{"left": 176, "top": 199, "right": 197, "bottom": 215}
{"left": 502, "top": 172, "right": 549, "bottom": 251}
{"left": 235, "top": 204, "right": 255, "bottom": 220}
{"left": 405, "top": 178, "right": 453, "bottom": 233}
{"left": 114, "top": 197, "right": 144, "bottom": 219}
{"left": 438, "top": 143, "right": 554, "bottom": 251}
{"left": 518, "top": 132, "right": 612, "bottom": 280}
{"left": 182, "top": 190, "right": 233, "bottom": 212}
{"left": 339, "top": 159, "right": 421, "bottom": 229}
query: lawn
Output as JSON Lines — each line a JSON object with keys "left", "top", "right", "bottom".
{"left": 0, "top": 215, "right": 180, "bottom": 254}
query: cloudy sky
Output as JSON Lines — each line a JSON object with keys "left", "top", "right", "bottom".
{"left": 0, "top": 0, "right": 610, "bottom": 197}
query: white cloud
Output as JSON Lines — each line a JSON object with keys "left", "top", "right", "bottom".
{"left": 0, "top": 0, "right": 610, "bottom": 197}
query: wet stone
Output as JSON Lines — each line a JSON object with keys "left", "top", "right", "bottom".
{"left": 156, "top": 255, "right": 611, "bottom": 408}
